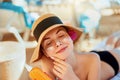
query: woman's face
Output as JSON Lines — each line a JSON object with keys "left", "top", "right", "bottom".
{"left": 41, "top": 27, "right": 74, "bottom": 60}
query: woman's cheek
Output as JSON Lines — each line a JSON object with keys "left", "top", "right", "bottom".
{"left": 63, "top": 37, "right": 74, "bottom": 50}
{"left": 46, "top": 46, "right": 55, "bottom": 51}
{"left": 46, "top": 46, "right": 55, "bottom": 57}
{"left": 63, "top": 37, "right": 72, "bottom": 43}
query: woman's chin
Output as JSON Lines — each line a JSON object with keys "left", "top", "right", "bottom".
{"left": 59, "top": 55, "right": 69, "bottom": 61}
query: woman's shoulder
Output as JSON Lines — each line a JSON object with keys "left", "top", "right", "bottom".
{"left": 77, "top": 52, "right": 100, "bottom": 66}
{"left": 78, "top": 52, "right": 100, "bottom": 60}
{"left": 75, "top": 52, "right": 101, "bottom": 77}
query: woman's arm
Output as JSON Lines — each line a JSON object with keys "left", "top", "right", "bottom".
{"left": 87, "top": 53, "right": 101, "bottom": 80}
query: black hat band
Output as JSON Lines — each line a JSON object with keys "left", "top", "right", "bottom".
{"left": 33, "top": 16, "right": 63, "bottom": 41}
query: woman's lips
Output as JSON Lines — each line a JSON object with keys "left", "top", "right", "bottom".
{"left": 57, "top": 46, "right": 67, "bottom": 53}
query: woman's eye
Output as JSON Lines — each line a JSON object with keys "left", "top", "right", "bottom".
{"left": 59, "top": 34, "right": 64, "bottom": 37}
{"left": 47, "top": 41, "right": 52, "bottom": 45}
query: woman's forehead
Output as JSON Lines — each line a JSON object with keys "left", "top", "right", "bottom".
{"left": 44, "top": 27, "right": 66, "bottom": 37}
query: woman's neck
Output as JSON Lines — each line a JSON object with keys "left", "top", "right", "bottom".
{"left": 41, "top": 55, "right": 54, "bottom": 69}
{"left": 65, "top": 51, "right": 78, "bottom": 70}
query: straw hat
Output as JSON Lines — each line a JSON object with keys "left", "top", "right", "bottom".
{"left": 30, "top": 13, "right": 83, "bottom": 63}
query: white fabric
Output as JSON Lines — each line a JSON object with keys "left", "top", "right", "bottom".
{"left": 111, "top": 72, "right": 120, "bottom": 80}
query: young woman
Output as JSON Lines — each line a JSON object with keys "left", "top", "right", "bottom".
{"left": 30, "top": 13, "right": 120, "bottom": 80}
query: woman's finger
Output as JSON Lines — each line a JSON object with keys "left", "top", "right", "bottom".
{"left": 52, "top": 56, "right": 67, "bottom": 66}
{"left": 53, "top": 67, "right": 62, "bottom": 79}
{"left": 53, "top": 61, "right": 65, "bottom": 71}
{"left": 54, "top": 64, "right": 64, "bottom": 73}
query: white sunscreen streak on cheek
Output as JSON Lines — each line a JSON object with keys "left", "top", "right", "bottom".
{"left": 63, "top": 37, "right": 69, "bottom": 42}
{"left": 47, "top": 46, "right": 54, "bottom": 51}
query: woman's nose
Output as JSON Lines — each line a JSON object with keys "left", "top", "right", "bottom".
{"left": 55, "top": 40, "right": 62, "bottom": 47}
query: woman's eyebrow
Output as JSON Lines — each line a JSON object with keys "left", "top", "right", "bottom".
{"left": 43, "top": 37, "right": 50, "bottom": 41}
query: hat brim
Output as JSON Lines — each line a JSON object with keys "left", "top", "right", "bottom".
{"left": 30, "top": 24, "right": 83, "bottom": 63}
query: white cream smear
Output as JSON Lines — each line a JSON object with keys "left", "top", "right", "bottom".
{"left": 47, "top": 46, "right": 55, "bottom": 51}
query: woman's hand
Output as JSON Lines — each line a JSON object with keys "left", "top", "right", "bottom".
{"left": 52, "top": 57, "right": 79, "bottom": 80}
